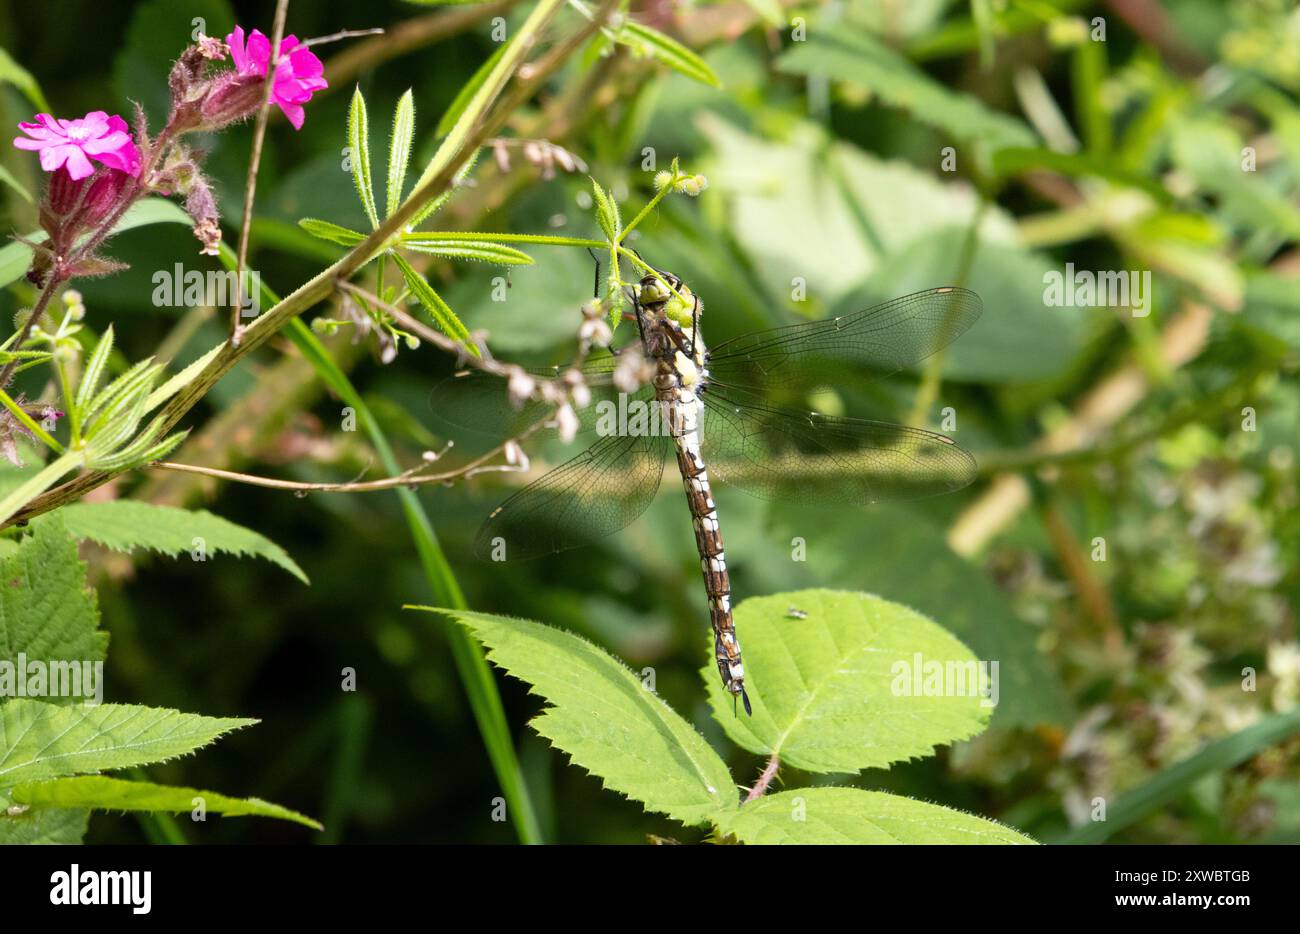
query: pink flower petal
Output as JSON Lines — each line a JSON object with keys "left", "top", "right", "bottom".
{"left": 277, "top": 100, "right": 305, "bottom": 130}
{"left": 13, "top": 135, "right": 54, "bottom": 151}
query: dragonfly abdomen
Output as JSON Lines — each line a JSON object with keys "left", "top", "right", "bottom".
{"left": 662, "top": 385, "right": 750, "bottom": 715}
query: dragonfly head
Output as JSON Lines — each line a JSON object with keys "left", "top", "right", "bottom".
{"left": 638, "top": 271, "right": 699, "bottom": 330}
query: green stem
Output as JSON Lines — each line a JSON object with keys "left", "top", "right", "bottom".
{"left": 0, "top": 449, "right": 82, "bottom": 525}
{"left": 0, "top": 386, "right": 63, "bottom": 453}
{"left": 619, "top": 176, "right": 676, "bottom": 243}
{"left": 409, "top": 0, "right": 569, "bottom": 197}
{"left": 55, "top": 356, "right": 80, "bottom": 446}
{"left": 403, "top": 232, "right": 606, "bottom": 248}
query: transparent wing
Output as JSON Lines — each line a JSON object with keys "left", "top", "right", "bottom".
{"left": 699, "top": 386, "right": 976, "bottom": 504}
{"left": 427, "top": 355, "right": 633, "bottom": 441}
{"left": 705, "top": 287, "right": 982, "bottom": 394}
{"left": 473, "top": 431, "right": 669, "bottom": 561}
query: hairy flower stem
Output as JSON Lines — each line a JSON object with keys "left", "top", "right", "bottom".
{"left": 232, "top": 0, "right": 291, "bottom": 343}
{"left": 0, "top": 277, "right": 61, "bottom": 389}
{"left": 744, "top": 753, "right": 780, "bottom": 803}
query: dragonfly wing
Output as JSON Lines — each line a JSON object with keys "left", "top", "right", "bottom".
{"left": 699, "top": 388, "right": 976, "bottom": 505}
{"left": 705, "top": 287, "right": 982, "bottom": 394}
{"left": 473, "top": 431, "right": 669, "bottom": 561}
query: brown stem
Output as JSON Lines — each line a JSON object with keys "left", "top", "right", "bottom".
{"left": 232, "top": 0, "right": 290, "bottom": 344}
{"left": 0, "top": 277, "right": 62, "bottom": 389}
{"left": 744, "top": 754, "right": 780, "bottom": 803}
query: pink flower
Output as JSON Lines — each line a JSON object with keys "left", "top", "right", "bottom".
{"left": 13, "top": 111, "right": 141, "bottom": 181}
{"left": 226, "top": 27, "right": 328, "bottom": 130}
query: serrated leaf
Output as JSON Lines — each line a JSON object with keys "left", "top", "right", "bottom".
{"left": 0, "top": 700, "right": 254, "bottom": 788}
{"left": 0, "top": 517, "right": 106, "bottom": 708}
{"left": 298, "top": 218, "right": 366, "bottom": 247}
{"left": 390, "top": 253, "right": 478, "bottom": 354}
{"left": 418, "top": 608, "right": 736, "bottom": 826}
{"left": 12, "top": 776, "right": 321, "bottom": 830}
{"left": 401, "top": 237, "right": 535, "bottom": 266}
{"left": 0, "top": 806, "right": 86, "bottom": 844}
{"left": 56, "top": 501, "right": 308, "bottom": 584}
{"left": 705, "top": 590, "right": 991, "bottom": 773}
{"left": 348, "top": 86, "right": 380, "bottom": 229}
{"left": 619, "top": 22, "right": 721, "bottom": 89}
{"left": 715, "top": 788, "right": 1035, "bottom": 845}
{"left": 436, "top": 42, "right": 509, "bottom": 138}
{"left": 387, "top": 90, "right": 416, "bottom": 218}
{"left": 776, "top": 32, "right": 1035, "bottom": 151}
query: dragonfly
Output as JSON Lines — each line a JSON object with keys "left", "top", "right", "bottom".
{"left": 433, "top": 271, "right": 982, "bottom": 715}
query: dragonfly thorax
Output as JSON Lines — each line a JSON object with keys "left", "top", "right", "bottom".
{"left": 636, "top": 271, "right": 708, "bottom": 387}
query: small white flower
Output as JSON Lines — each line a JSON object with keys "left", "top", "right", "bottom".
{"left": 507, "top": 367, "right": 537, "bottom": 407}
{"left": 503, "top": 440, "right": 529, "bottom": 470}
{"left": 554, "top": 404, "right": 579, "bottom": 443}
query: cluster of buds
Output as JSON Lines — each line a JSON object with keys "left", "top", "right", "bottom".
{"left": 11, "top": 26, "right": 327, "bottom": 286}
{"left": 654, "top": 169, "right": 709, "bottom": 197}
{"left": 489, "top": 137, "right": 588, "bottom": 180}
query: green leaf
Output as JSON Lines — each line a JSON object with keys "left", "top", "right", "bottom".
{"left": 590, "top": 178, "right": 621, "bottom": 243}
{"left": 0, "top": 700, "right": 253, "bottom": 789}
{"left": 776, "top": 32, "right": 1035, "bottom": 151}
{"left": 0, "top": 162, "right": 32, "bottom": 204}
{"left": 420, "top": 607, "right": 737, "bottom": 826}
{"left": 1055, "top": 706, "right": 1300, "bottom": 844}
{"left": 348, "top": 86, "right": 380, "bottom": 229}
{"left": 705, "top": 591, "right": 992, "bottom": 773}
{"left": 390, "top": 253, "right": 478, "bottom": 354}
{"left": 715, "top": 788, "right": 1036, "bottom": 845}
{"left": 0, "top": 46, "right": 51, "bottom": 111}
{"left": 401, "top": 236, "right": 535, "bottom": 266}
{"left": 56, "top": 501, "right": 308, "bottom": 584}
{"left": 436, "top": 42, "right": 509, "bottom": 138}
{"left": 298, "top": 218, "right": 367, "bottom": 247}
{"left": 74, "top": 326, "right": 115, "bottom": 418}
{"left": 145, "top": 343, "right": 223, "bottom": 412}
{"left": 738, "top": 0, "right": 784, "bottom": 27}
{"left": 0, "top": 517, "right": 107, "bottom": 707}
{"left": 619, "top": 22, "right": 721, "bottom": 89}
{"left": 12, "top": 776, "right": 321, "bottom": 830}
{"left": 386, "top": 90, "right": 416, "bottom": 219}
{"left": 0, "top": 806, "right": 86, "bottom": 844}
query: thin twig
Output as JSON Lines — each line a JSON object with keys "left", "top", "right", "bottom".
{"left": 232, "top": 0, "right": 291, "bottom": 345}
{"left": 301, "top": 28, "right": 385, "bottom": 49}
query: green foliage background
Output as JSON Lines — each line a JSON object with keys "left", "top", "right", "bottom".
{"left": 1, "top": 0, "right": 1297, "bottom": 843}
